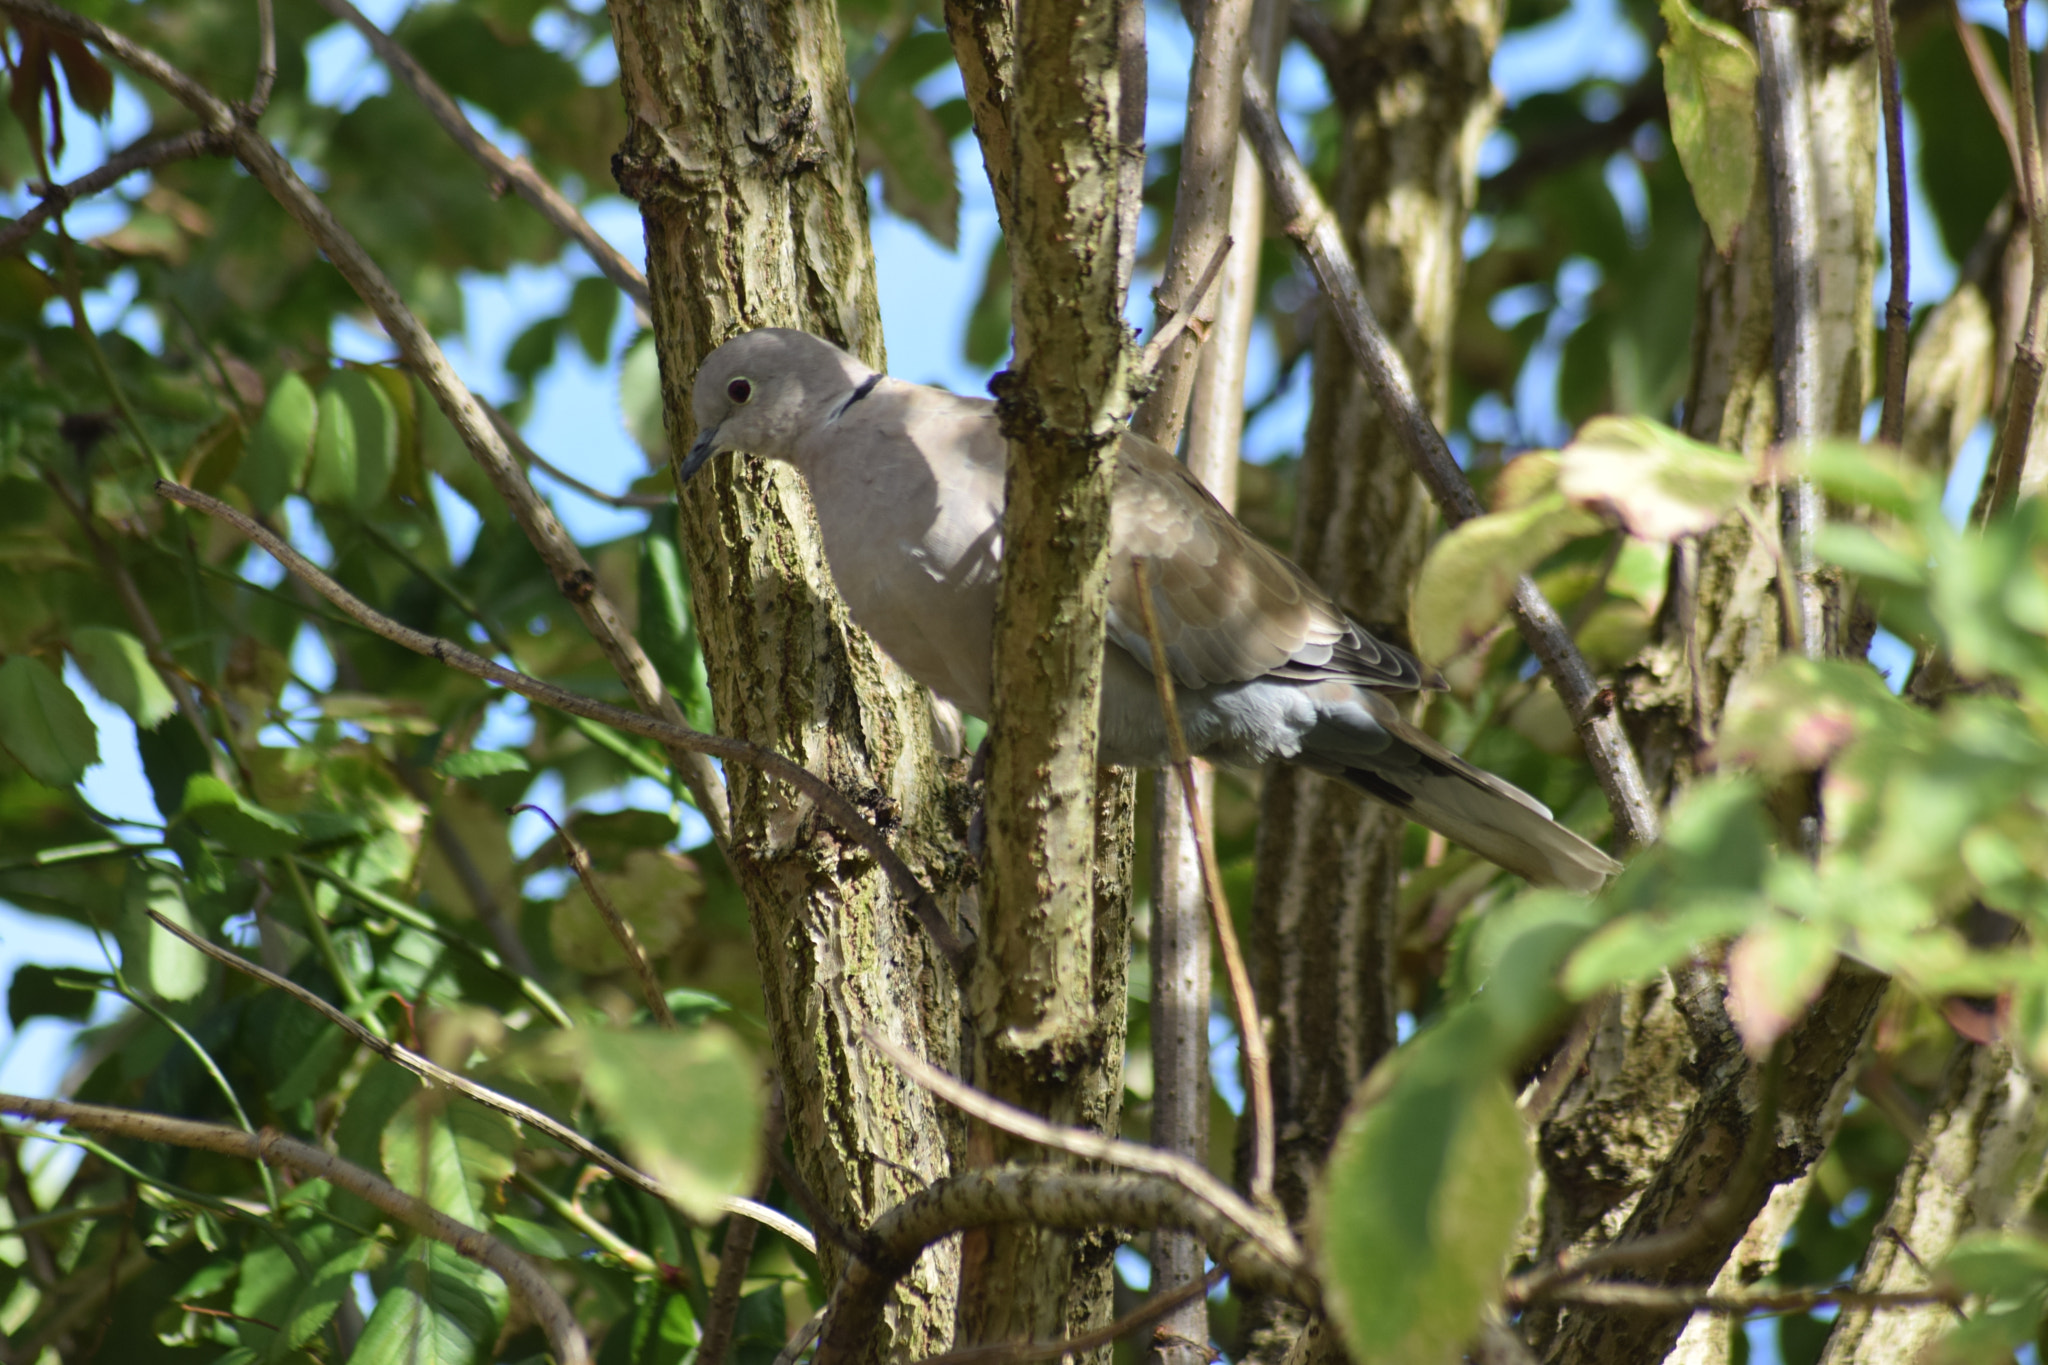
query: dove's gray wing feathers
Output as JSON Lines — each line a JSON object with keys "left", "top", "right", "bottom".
{"left": 689, "top": 328, "right": 1620, "bottom": 891}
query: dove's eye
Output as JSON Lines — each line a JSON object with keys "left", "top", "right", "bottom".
{"left": 727, "top": 378, "right": 753, "bottom": 404}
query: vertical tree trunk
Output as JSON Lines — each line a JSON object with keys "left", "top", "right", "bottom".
{"left": 606, "top": 1, "right": 968, "bottom": 1356}
{"left": 1535, "top": 4, "right": 1878, "bottom": 1360}
{"left": 1240, "top": 0, "right": 1502, "bottom": 1353}
{"left": 958, "top": 0, "right": 1143, "bottom": 1348}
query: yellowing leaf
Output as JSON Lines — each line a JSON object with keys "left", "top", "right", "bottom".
{"left": 1556, "top": 415, "right": 1757, "bottom": 541}
{"left": 1726, "top": 918, "right": 1839, "bottom": 1055}
{"left": 1659, "top": 0, "right": 1759, "bottom": 255}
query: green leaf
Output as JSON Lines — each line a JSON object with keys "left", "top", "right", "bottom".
{"left": 489, "top": 1214, "right": 594, "bottom": 1261}
{"left": 855, "top": 30, "right": 961, "bottom": 249}
{"left": 121, "top": 863, "right": 208, "bottom": 1002}
{"left": 1939, "top": 1231, "right": 2048, "bottom": 1300}
{"left": 638, "top": 531, "right": 713, "bottom": 731}
{"left": 7, "top": 963, "right": 103, "bottom": 1027}
{"left": 68, "top": 626, "right": 176, "bottom": 728}
{"left": 532, "top": 1024, "right": 760, "bottom": 1223}
{"left": 349, "top": 1240, "right": 507, "bottom": 1365}
{"left": 1724, "top": 917, "right": 1839, "bottom": 1055}
{"left": 965, "top": 235, "right": 1013, "bottom": 369}
{"left": 0, "top": 655, "right": 97, "bottom": 788}
{"left": 178, "top": 774, "right": 302, "bottom": 857}
{"left": 232, "top": 1197, "right": 374, "bottom": 1360}
{"left": 1315, "top": 1014, "right": 1532, "bottom": 1365}
{"left": 568, "top": 275, "right": 620, "bottom": 364}
{"left": 1556, "top": 415, "right": 1757, "bottom": 541}
{"left": 1658, "top": 0, "right": 1758, "bottom": 255}
{"left": 433, "top": 749, "right": 531, "bottom": 781}
{"left": 1410, "top": 492, "right": 1603, "bottom": 664}
{"left": 239, "top": 372, "right": 318, "bottom": 514}
{"left": 504, "top": 316, "right": 560, "bottom": 388}
{"left": 307, "top": 369, "right": 398, "bottom": 511}
{"left": 1717, "top": 656, "right": 1918, "bottom": 777}
{"left": 381, "top": 1092, "right": 521, "bottom": 1225}
{"left": 1799, "top": 440, "right": 1939, "bottom": 519}
{"left": 620, "top": 332, "right": 667, "bottom": 461}
{"left": 1564, "top": 896, "right": 1763, "bottom": 996}
{"left": 662, "top": 987, "right": 731, "bottom": 1027}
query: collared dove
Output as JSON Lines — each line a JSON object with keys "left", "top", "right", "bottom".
{"left": 684, "top": 328, "right": 1620, "bottom": 891}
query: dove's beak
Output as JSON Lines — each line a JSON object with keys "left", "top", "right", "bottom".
{"left": 680, "top": 426, "right": 722, "bottom": 482}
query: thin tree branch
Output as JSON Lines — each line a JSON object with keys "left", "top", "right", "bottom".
{"left": 485, "top": 403, "right": 669, "bottom": 508}
{"left": 1136, "top": 235, "right": 1234, "bottom": 381}
{"left": 1984, "top": 0, "right": 2048, "bottom": 520}
{"left": 860, "top": 1025, "right": 1301, "bottom": 1273}
{"left": 308, "top": 0, "right": 648, "bottom": 309}
{"left": 0, "top": 129, "right": 227, "bottom": 254}
{"left": 1952, "top": 0, "right": 2021, "bottom": 192}
{"left": 511, "top": 804, "right": 676, "bottom": 1029}
{"left": 943, "top": 0, "right": 1019, "bottom": 235}
{"left": 1133, "top": 0, "right": 1257, "bottom": 446}
{"left": 698, "top": 1083, "right": 787, "bottom": 1365}
{"left": 917, "top": 1265, "right": 1226, "bottom": 1364}
{"left": 153, "top": 479, "right": 967, "bottom": 976}
{"left": 1748, "top": 4, "right": 1828, "bottom": 664}
{"left": 0, "top": 0, "right": 728, "bottom": 843}
{"left": 249, "top": 0, "right": 276, "bottom": 114}
{"left": 1525, "top": 1281, "right": 1952, "bottom": 1316}
{"left": 0, "top": 1092, "right": 591, "bottom": 1365}
{"left": 1874, "top": 0, "right": 1912, "bottom": 448}
{"left": 144, "top": 911, "right": 816, "bottom": 1256}
{"left": 812, "top": 1168, "right": 1318, "bottom": 1363}
{"left": 1132, "top": 560, "right": 1274, "bottom": 1207}
{"left": 1239, "top": 74, "right": 1662, "bottom": 851}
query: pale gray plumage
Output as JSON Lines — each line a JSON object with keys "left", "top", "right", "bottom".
{"left": 686, "top": 328, "right": 1620, "bottom": 891}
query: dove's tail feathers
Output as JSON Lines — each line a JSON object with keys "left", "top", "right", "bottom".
{"left": 1331, "top": 750, "right": 1621, "bottom": 893}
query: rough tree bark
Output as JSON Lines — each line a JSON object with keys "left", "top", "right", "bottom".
{"left": 1534, "top": 1, "right": 1879, "bottom": 1360}
{"left": 956, "top": 0, "right": 1144, "bottom": 1348}
{"left": 605, "top": 1, "right": 969, "bottom": 1356}
{"left": 1239, "top": 0, "right": 1503, "bottom": 1353}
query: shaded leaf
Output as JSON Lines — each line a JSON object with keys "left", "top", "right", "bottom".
{"left": 7, "top": 963, "right": 103, "bottom": 1027}
{"left": 855, "top": 30, "right": 961, "bottom": 248}
{"left": 178, "top": 774, "right": 301, "bottom": 857}
{"left": 434, "top": 749, "right": 530, "bottom": 780}
{"left": 68, "top": 625, "right": 176, "bottom": 728}
{"left": 381, "top": 1093, "right": 520, "bottom": 1225}
{"left": 1315, "top": 1013, "right": 1532, "bottom": 1365}
{"left": 568, "top": 275, "right": 620, "bottom": 364}
{"left": 1658, "top": 0, "right": 1758, "bottom": 254}
{"left": 307, "top": 369, "right": 398, "bottom": 511}
{"left": 531, "top": 1024, "right": 761, "bottom": 1222}
{"left": 0, "top": 655, "right": 97, "bottom": 788}
{"left": 349, "top": 1239, "right": 507, "bottom": 1365}
{"left": 121, "top": 863, "right": 208, "bottom": 1002}
{"left": 239, "top": 372, "right": 318, "bottom": 514}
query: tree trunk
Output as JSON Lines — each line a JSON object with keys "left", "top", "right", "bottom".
{"left": 1240, "top": 0, "right": 1502, "bottom": 1352}
{"left": 1536, "top": 3, "right": 1879, "bottom": 1360}
{"left": 606, "top": 1, "right": 969, "bottom": 1356}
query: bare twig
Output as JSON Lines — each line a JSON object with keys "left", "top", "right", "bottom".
{"left": 1136, "top": 235, "right": 1235, "bottom": 382}
{"left": 1239, "top": 74, "right": 1662, "bottom": 851}
{"left": 0, "top": 1092, "right": 591, "bottom": 1365}
{"left": 485, "top": 403, "right": 669, "bottom": 508}
{"left": 1524, "top": 1281, "right": 1953, "bottom": 1316}
{"left": 512, "top": 804, "right": 676, "bottom": 1029}
{"left": 863, "top": 1027, "right": 1297, "bottom": 1265}
{"left": 773, "top": 1308, "right": 828, "bottom": 1365}
{"left": 1131, "top": 560, "right": 1275, "bottom": 1207}
{"left": 153, "top": 480, "right": 968, "bottom": 976}
{"left": 308, "top": 0, "right": 648, "bottom": 308}
{"left": 812, "top": 1168, "right": 1317, "bottom": 1363}
{"left": 942, "top": 0, "right": 1019, "bottom": 235}
{"left": 0, "top": 129, "right": 227, "bottom": 254}
{"left": 145, "top": 908, "right": 817, "bottom": 1254}
{"left": 0, "top": 0, "right": 727, "bottom": 841}
{"left": 1984, "top": 0, "right": 2048, "bottom": 520}
{"left": 1951, "top": 0, "right": 2021, "bottom": 192}
{"left": 1748, "top": 5, "right": 1828, "bottom": 664}
{"left": 249, "top": 0, "right": 276, "bottom": 114}
{"left": 916, "top": 1265, "right": 1226, "bottom": 1363}
{"left": 1874, "top": 0, "right": 1911, "bottom": 447}
{"left": 698, "top": 1083, "right": 787, "bottom": 1365}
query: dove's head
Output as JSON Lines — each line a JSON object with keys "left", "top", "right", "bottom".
{"left": 683, "top": 329, "right": 876, "bottom": 481}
